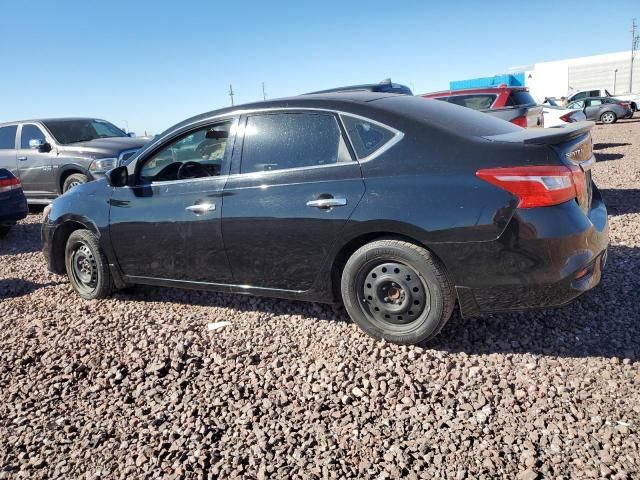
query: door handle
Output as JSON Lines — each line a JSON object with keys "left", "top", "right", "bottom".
{"left": 18, "top": 156, "right": 27, "bottom": 161}
{"left": 185, "top": 203, "right": 216, "bottom": 214}
{"left": 306, "top": 197, "right": 347, "bottom": 208}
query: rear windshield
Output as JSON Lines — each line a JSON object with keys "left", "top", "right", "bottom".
{"left": 505, "top": 90, "right": 537, "bottom": 107}
{"left": 446, "top": 94, "right": 497, "bottom": 110}
{"left": 376, "top": 95, "right": 521, "bottom": 136}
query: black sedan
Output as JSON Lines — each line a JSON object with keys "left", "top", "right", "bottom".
{"left": 0, "top": 168, "right": 28, "bottom": 238}
{"left": 42, "top": 92, "right": 608, "bottom": 345}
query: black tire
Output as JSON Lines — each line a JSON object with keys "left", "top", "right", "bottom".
{"left": 600, "top": 111, "right": 617, "bottom": 124}
{"left": 341, "top": 239, "right": 455, "bottom": 345}
{"left": 65, "top": 230, "right": 113, "bottom": 300}
{"left": 0, "top": 225, "right": 11, "bottom": 238}
{"left": 62, "top": 173, "right": 89, "bottom": 193}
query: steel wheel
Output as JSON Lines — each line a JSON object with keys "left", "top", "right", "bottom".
{"left": 70, "top": 242, "right": 98, "bottom": 293}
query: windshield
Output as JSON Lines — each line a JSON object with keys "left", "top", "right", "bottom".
{"left": 43, "top": 119, "right": 127, "bottom": 145}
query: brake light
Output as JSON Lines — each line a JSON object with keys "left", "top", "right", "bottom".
{"left": 510, "top": 115, "right": 527, "bottom": 128}
{"left": 559, "top": 112, "right": 574, "bottom": 123}
{"left": 476, "top": 165, "right": 585, "bottom": 208}
{"left": 0, "top": 176, "right": 21, "bottom": 193}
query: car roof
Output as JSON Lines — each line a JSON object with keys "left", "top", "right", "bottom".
{"left": 0, "top": 117, "right": 106, "bottom": 127}
{"left": 305, "top": 83, "right": 413, "bottom": 95}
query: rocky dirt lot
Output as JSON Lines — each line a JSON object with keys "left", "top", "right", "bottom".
{"left": 1, "top": 120, "right": 639, "bottom": 480}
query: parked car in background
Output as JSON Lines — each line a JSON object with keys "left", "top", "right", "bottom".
{"left": 0, "top": 118, "right": 149, "bottom": 204}
{"left": 42, "top": 92, "right": 607, "bottom": 345}
{"left": 542, "top": 97, "right": 587, "bottom": 127}
{"left": 567, "top": 97, "right": 633, "bottom": 124}
{"left": 421, "top": 85, "right": 544, "bottom": 128}
{"left": 567, "top": 88, "right": 639, "bottom": 112}
{"left": 0, "top": 168, "right": 28, "bottom": 238}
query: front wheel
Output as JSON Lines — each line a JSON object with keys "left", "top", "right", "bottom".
{"left": 341, "top": 239, "right": 455, "bottom": 345}
{"left": 63, "top": 173, "right": 89, "bottom": 193}
{"left": 600, "top": 111, "right": 617, "bottom": 124}
{"left": 65, "top": 230, "right": 113, "bottom": 300}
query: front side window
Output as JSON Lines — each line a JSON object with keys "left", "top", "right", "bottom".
{"left": 446, "top": 94, "right": 497, "bottom": 110}
{"left": 342, "top": 115, "right": 397, "bottom": 159}
{"left": 0, "top": 125, "right": 17, "bottom": 150}
{"left": 568, "top": 101, "right": 585, "bottom": 109}
{"left": 572, "top": 92, "right": 587, "bottom": 101}
{"left": 139, "top": 121, "right": 233, "bottom": 182}
{"left": 42, "top": 119, "right": 126, "bottom": 145}
{"left": 240, "top": 113, "right": 351, "bottom": 174}
{"left": 588, "top": 99, "right": 602, "bottom": 107}
{"left": 20, "top": 125, "right": 46, "bottom": 149}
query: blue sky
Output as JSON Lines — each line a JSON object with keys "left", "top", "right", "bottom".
{"left": 1, "top": 0, "right": 637, "bottom": 134}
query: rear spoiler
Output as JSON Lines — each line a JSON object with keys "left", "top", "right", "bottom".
{"left": 481, "top": 121, "right": 594, "bottom": 145}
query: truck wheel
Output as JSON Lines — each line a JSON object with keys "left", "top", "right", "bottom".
{"left": 0, "top": 226, "right": 11, "bottom": 238}
{"left": 600, "top": 111, "right": 617, "bottom": 124}
{"left": 63, "top": 173, "right": 89, "bottom": 193}
{"left": 341, "top": 239, "right": 455, "bottom": 345}
{"left": 65, "top": 230, "right": 113, "bottom": 300}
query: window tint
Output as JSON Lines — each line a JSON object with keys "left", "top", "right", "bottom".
{"left": 240, "top": 113, "right": 350, "bottom": 173}
{"left": 589, "top": 90, "right": 601, "bottom": 97}
{"left": 447, "top": 94, "right": 496, "bottom": 110}
{"left": 342, "top": 115, "right": 396, "bottom": 159}
{"left": 140, "top": 121, "right": 233, "bottom": 182}
{"left": 0, "top": 125, "right": 17, "bottom": 150}
{"left": 572, "top": 92, "right": 587, "bottom": 101}
{"left": 505, "top": 90, "right": 536, "bottom": 107}
{"left": 568, "top": 101, "right": 585, "bottom": 109}
{"left": 20, "top": 125, "right": 46, "bottom": 149}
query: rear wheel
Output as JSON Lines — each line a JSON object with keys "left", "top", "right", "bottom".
{"left": 341, "top": 239, "right": 455, "bottom": 345}
{"left": 600, "top": 111, "right": 617, "bottom": 124}
{"left": 0, "top": 226, "right": 11, "bottom": 238}
{"left": 63, "top": 173, "right": 89, "bottom": 193}
{"left": 65, "top": 230, "right": 113, "bottom": 300}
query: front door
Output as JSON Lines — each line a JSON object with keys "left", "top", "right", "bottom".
{"left": 17, "top": 124, "right": 57, "bottom": 197}
{"left": 109, "top": 120, "right": 237, "bottom": 284}
{"left": 0, "top": 125, "right": 18, "bottom": 175}
{"left": 222, "top": 111, "right": 365, "bottom": 291}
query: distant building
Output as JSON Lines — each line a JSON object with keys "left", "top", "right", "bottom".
{"left": 449, "top": 51, "right": 638, "bottom": 102}
{"left": 513, "top": 51, "right": 638, "bottom": 101}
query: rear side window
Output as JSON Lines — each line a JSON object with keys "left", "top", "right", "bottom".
{"left": 240, "top": 113, "right": 351, "bottom": 174}
{"left": 588, "top": 99, "right": 602, "bottom": 106}
{"left": 0, "top": 125, "right": 17, "bottom": 149}
{"left": 447, "top": 94, "right": 496, "bottom": 110}
{"left": 342, "top": 116, "right": 396, "bottom": 159}
{"left": 505, "top": 91, "right": 536, "bottom": 107}
{"left": 20, "top": 125, "right": 46, "bottom": 149}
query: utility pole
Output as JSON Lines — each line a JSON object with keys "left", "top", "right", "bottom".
{"left": 229, "top": 84, "right": 235, "bottom": 106}
{"left": 631, "top": 18, "right": 639, "bottom": 93}
{"left": 262, "top": 82, "right": 267, "bottom": 100}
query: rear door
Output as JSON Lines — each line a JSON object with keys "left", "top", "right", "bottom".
{"left": 584, "top": 99, "right": 603, "bottom": 120}
{"left": 0, "top": 125, "right": 18, "bottom": 175}
{"left": 222, "top": 111, "right": 365, "bottom": 291}
{"left": 17, "top": 123, "right": 57, "bottom": 196}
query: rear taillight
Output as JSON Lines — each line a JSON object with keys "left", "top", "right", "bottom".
{"left": 510, "top": 115, "right": 527, "bottom": 128}
{"left": 476, "top": 165, "right": 585, "bottom": 208}
{"left": 559, "top": 112, "right": 573, "bottom": 123}
{"left": 0, "top": 176, "right": 21, "bottom": 193}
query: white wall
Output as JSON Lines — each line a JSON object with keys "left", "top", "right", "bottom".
{"left": 522, "top": 51, "right": 639, "bottom": 102}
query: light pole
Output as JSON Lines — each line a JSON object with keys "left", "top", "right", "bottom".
{"left": 613, "top": 68, "right": 618, "bottom": 94}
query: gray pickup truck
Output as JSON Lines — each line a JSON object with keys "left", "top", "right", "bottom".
{"left": 0, "top": 118, "right": 148, "bottom": 204}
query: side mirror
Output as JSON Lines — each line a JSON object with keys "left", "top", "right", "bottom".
{"left": 127, "top": 132, "right": 136, "bottom": 138}
{"left": 107, "top": 165, "right": 128, "bottom": 187}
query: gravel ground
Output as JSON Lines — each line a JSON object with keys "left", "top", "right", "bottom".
{"left": 1, "top": 120, "right": 639, "bottom": 479}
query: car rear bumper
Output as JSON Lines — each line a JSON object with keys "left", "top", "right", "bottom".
{"left": 0, "top": 191, "right": 28, "bottom": 225}
{"left": 440, "top": 186, "right": 609, "bottom": 318}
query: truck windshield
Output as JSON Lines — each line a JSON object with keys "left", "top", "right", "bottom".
{"left": 43, "top": 119, "right": 127, "bottom": 145}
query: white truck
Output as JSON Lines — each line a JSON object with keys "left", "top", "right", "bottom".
{"left": 566, "top": 88, "right": 640, "bottom": 111}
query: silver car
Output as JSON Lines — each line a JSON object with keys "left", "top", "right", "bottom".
{"left": 567, "top": 97, "right": 633, "bottom": 124}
